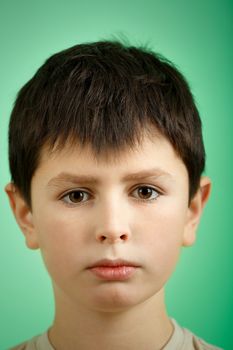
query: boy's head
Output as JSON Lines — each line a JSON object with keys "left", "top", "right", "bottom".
{"left": 5, "top": 40, "right": 211, "bottom": 312}
{"left": 8, "top": 40, "right": 205, "bottom": 208}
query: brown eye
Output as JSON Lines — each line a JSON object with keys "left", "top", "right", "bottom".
{"left": 133, "top": 186, "right": 160, "bottom": 201}
{"left": 62, "top": 190, "right": 90, "bottom": 204}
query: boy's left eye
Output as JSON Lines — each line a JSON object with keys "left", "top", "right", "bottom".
{"left": 132, "top": 186, "right": 160, "bottom": 201}
{"left": 61, "top": 186, "right": 161, "bottom": 205}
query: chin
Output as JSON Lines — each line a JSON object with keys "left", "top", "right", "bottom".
{"left": 84, "top": 283, "right": 155, "bottom": 313}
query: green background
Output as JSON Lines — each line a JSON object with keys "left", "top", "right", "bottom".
{"left": 0, "top": 1, "right": 232, "bottom": 349}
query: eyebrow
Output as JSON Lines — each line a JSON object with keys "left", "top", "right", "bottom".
{"left": 47, "top": 168, "right": 173, "bottom": 187}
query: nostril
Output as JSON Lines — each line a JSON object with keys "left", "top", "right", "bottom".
{"left": 120, "top": 234, "right": 128, "bottom": 241}
{"left": 97, "top": 233, "right": 129, "bottom": 243}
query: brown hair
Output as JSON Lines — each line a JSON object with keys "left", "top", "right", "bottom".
{"left": 8, "top": 40, "right": 205, "bottom": 207}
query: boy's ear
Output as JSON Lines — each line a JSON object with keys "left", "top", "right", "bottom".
{"left": 182, "top": 176, "right": 211, "bottom": 247}
{"left": 5, "top": 183, "right": 39, "bottom": 250}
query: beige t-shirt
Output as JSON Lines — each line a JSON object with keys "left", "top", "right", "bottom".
{"left": 9, "top": 318, "right": 223, "bottom": 350}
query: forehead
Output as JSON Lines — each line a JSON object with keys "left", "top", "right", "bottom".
{"left": 35, "top": 133, "right": 188, "bottom": 184}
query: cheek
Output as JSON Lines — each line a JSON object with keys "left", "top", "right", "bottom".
{"left": 34, "top": 207, "right": 88, "bottom": 279}
{"left": 141, "top": 198, "right": 187, "bottom": 240}
{"left": 140, "top": 202, "right": 187, "bottom": 275}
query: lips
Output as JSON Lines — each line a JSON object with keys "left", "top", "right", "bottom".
{"left": 89, "top": 258, "right": 139, "bottom": 268}
{"left": 87, "top": 259, "right": 139, "bottom": 281}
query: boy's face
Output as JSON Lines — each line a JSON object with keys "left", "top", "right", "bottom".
{"left": 7, "top": 133, "right": 210, "bottom": 312}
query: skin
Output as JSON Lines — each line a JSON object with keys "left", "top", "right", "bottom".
{"left": 5, "top": 133, "right": 211, "bottom": 350}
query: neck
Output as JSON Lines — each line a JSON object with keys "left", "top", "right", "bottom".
{"left": 48, "top": 286, "right": 174, "bottom": 350}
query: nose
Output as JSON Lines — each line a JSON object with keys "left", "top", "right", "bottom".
{"left": 94, "top": 199, "right": 132, "bottom": 244}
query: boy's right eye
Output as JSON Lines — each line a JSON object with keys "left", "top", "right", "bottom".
{"left": 61, "top": 190, "right": 91, "bottom": 205}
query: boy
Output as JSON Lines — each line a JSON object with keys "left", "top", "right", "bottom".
{"left": 5, "top": 40, "right": 223, "bottom": 349}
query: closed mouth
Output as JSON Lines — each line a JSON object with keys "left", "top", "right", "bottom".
{"left": 87, "top": 259, "right": 139, "bottom": 280}
{"left": 88, "top": 258, "right": 139, "bottom": 268}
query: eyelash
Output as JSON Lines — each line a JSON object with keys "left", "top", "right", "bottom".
{"left": 60, "top": 185, "right": 162, "bottom": 207}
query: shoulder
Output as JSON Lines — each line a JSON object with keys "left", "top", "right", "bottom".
{"left": 168, "top": 318, "right": 224, "bottom": 350}
{"left": 8, "top": 330, "right": 53, "bottom": 350}
{"left": 192, "top": 335, "right": 224, "bottom": 350}
{"left": 8, "top": 337, "right": 37, "bottom": 350}
{"left": 9, "top": 344, "right": 26, "bottom": 350}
